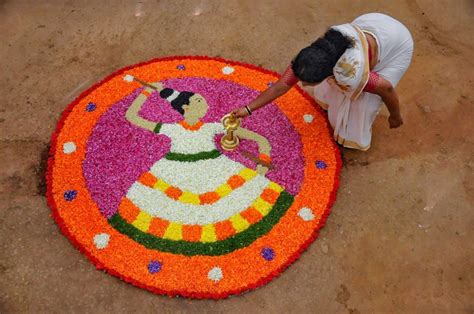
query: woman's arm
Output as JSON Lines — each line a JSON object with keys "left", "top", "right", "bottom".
{"left": 232, "top": 78, "right": 293, "bottom": 118}
{"left": 368, "top": 76, "right": 404, "bottom": 129}
{"left": 125, "top": 82, "right": 163, "bottom": 132}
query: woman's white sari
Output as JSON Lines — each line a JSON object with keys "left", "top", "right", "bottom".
{"left": 313, "top": 13, "right": 414, "bottom": 150}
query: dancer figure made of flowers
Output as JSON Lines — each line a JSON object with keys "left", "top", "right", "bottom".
{"left": 117, "top": 82, "right": 294, "bottom": 250}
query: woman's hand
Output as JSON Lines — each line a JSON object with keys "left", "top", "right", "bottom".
{"left": 388, "top": 114, "right": 403, "bottom": 128}
{"left": 229, "top": 77, "right": 292, "bottom": 119}
{"left": 230, "top": 106, "right": 250, "bottom": 119}
{"left": 370, "top": 76, "right": 404, "bottom": 129}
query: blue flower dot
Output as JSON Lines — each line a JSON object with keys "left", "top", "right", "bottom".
{"left": 177, "top": 64, "right": 186, "bottom": 71}
{"left": 315, "top": 160, "right": 327, "bottom": 169}
{"left": 261, "top": 247, "right": 275, "bottom": 261}
{"left": 148, "top": 260, "right": 162, "bottom": 274}
{"left": 86, "top": 102, "right": 97, "bottom": 112}
{"left": 64, "top": 190, "right": 77, "bottom": 201}
{"left": 267, "top": 82, "right": 274, "bottom": 87}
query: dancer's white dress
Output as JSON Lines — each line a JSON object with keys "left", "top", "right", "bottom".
{"left": 125, "top": 122, "right": 282, "bottom": 226}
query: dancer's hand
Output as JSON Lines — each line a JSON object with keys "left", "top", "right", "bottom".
{"left": 388, "top": 114, "right": 403, "bottom": 128}
{"left": 231, "top": 106, "right": 250, "bottom": 119}
{"left": 145, "top": 82, "right": 164, "bottom": 93}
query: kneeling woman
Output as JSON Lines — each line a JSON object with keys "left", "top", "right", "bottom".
{"left": 232, "top": 13, "right": 414, "bottom": 151}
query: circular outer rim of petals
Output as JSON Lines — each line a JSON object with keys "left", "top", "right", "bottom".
{"left": 46, "top": 56, "right": 341, "bottom": 299}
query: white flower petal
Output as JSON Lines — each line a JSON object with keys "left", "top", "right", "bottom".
{"left": 303, "top": 114, "right": 314, "bottom": 123}
{"left": 123, "top": 74, "right": 134, "bottom": 82}
{"left": 63, "top": 142, "right": 77, "bottom": 154}
{"left": 222, "top": 66, "right": 235, "bottom": 75}
{"left": 208, "top": 267, "right": 223, "bottom": 282}
{"left": 93, "top": 233, "right": 110, "bottom": 249}
{"left": 298, "top": 207, "right": 314, "bottom": 221}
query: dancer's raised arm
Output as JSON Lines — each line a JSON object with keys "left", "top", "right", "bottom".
{"left": 125, "top": 81, "right": 163, "bottom": 132}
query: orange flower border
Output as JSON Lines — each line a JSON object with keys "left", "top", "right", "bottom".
{"left": 46, "top": 56, "right": 342, "bottom": 299}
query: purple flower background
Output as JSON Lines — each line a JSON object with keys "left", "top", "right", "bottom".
{"left": 83, "top": 77, "right": 305, "bottom": 218}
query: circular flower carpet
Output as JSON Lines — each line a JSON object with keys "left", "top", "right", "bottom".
{"left": 46, "top": 56, "right": 341, "bottom": 299}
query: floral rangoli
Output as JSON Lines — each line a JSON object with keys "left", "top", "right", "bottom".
{"left": 46, "top": 56, "right": 341, "bottom": 298}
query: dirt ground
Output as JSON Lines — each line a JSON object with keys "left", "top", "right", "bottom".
{"left": 1, "top": 0, "right": 473, "bottom": 313}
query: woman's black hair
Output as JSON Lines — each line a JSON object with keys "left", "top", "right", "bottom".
{"left": 292, "top": 29, "right": 353, "bottom": 83}
{"left": 159, "top": 88, "right": 195, "bottom": 115}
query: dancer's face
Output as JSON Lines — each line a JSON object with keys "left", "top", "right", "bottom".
{"left": 183, "top": 94, "right": 208, "bottom": 120}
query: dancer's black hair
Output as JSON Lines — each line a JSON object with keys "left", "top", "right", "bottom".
{"left": 159, "top": 88, "right": 195, "bottom": 115}
{"left": 292, "top": 29, "right": 353, "bottom": 83}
